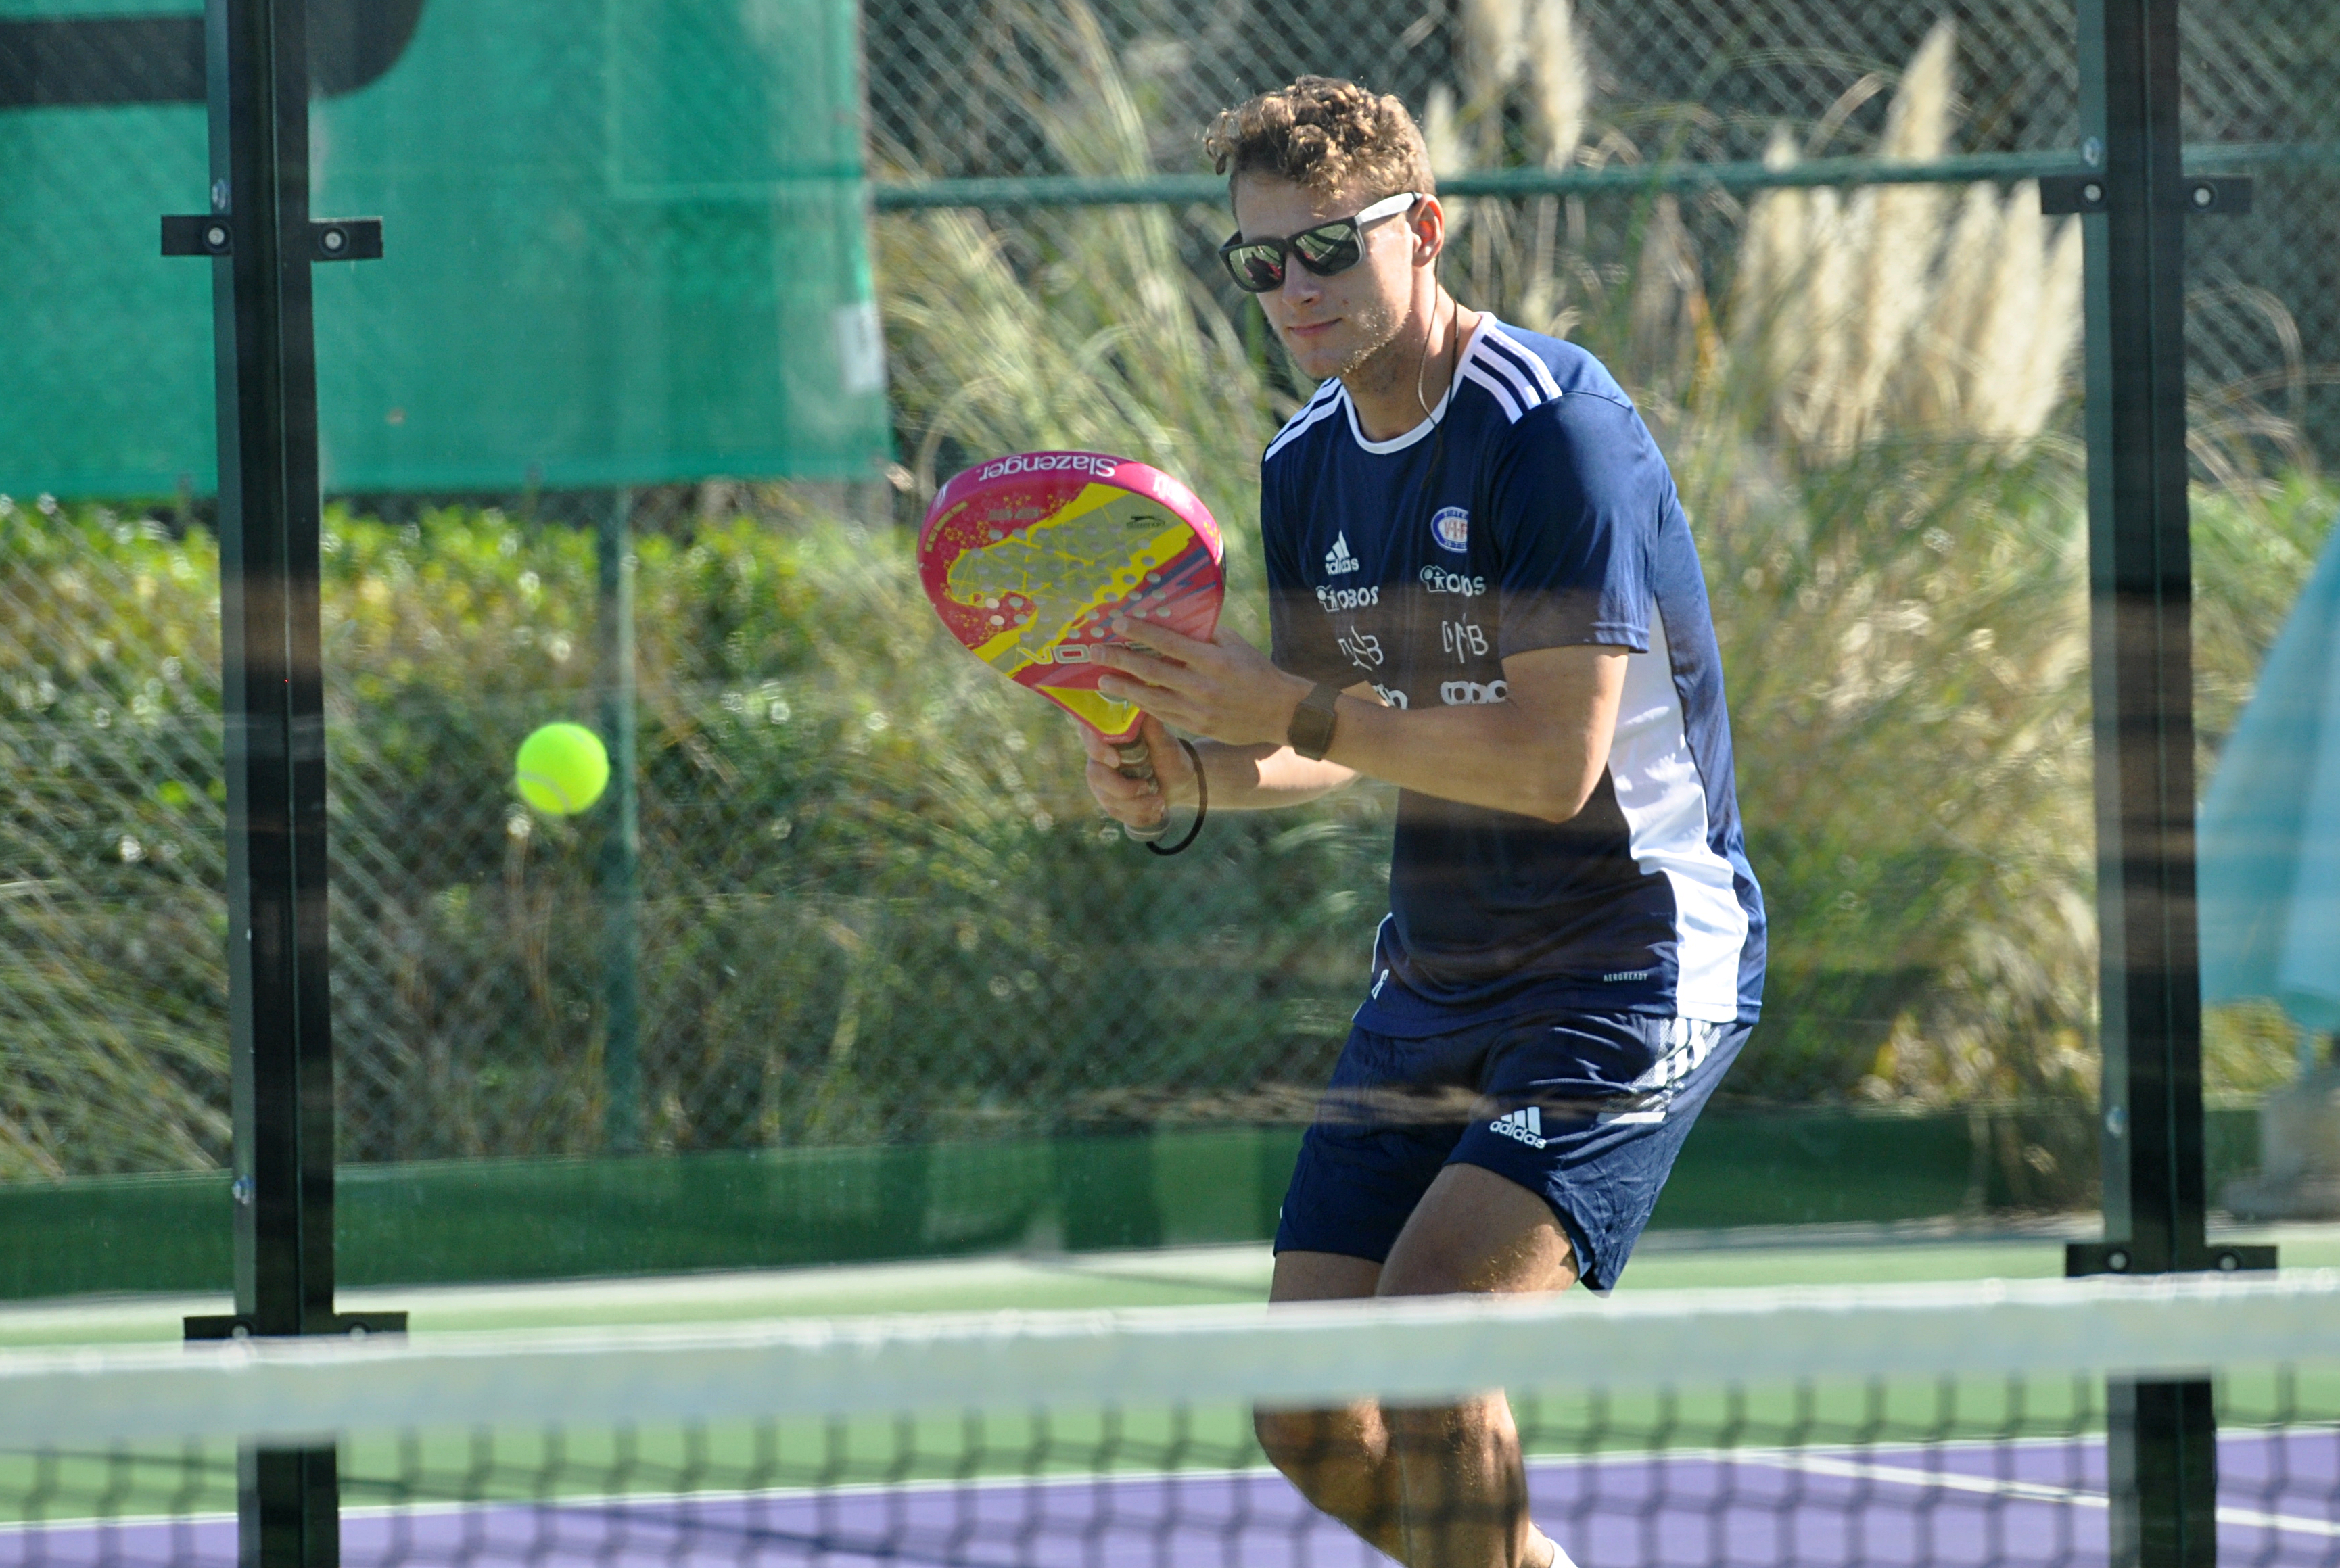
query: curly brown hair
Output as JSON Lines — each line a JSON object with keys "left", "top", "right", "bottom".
{"left": 1202, "top": 76, "right": 1434, "bottom": 201}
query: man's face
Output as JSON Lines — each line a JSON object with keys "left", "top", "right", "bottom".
{"left": 1230, "top": 175, "right": 1425, "bottom": 384}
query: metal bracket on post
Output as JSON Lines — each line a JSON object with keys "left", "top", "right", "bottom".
{"left": 2066, "top": 1241, "right": 2277, "bottom": 1277}
{"left": 307, "top": 217, "right": 382, "bottom": 260}
{"left": 185, "top": 1310, "right": 409, "bottom": 1340}
{"left": 164, "top": 214, "right": 383, "bottom": 258}
{"left": 2176, "top": 176, "right": 2253, "bottom": 215}
{"left": 2041, "top": 173, "right": 2253, "bottom": 216}
{"left": 161, "top": 213, "right": 234, "bottom": 255}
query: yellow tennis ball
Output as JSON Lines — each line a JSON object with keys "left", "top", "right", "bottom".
{"left": 513, "top": 722, "right": 609, "bottom": 817}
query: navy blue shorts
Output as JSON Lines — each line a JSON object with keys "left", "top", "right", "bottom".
{"left": 1273, "top": 1011, "right": 1748, "bottom": 1291}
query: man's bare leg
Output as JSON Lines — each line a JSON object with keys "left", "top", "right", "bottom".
{"left": 1255, "top": 1250, "right": 1409, "bottom": 1558}
{"left": 1254, "top": 1166, "right": 1575, "bottom": 1567}
{"left": 1378, "top": 1164, "right": 1576, "bottom": 1568}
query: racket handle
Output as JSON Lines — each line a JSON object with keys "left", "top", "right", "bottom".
{"left": 1115, "top": 738, "right": 1168, "bottom": 842}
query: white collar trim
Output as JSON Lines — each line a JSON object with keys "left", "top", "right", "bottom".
{"left": 1340, "top": 318, "right": 1489, "bottom": 454}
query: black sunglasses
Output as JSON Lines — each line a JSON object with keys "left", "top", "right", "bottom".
{"left": 1217, "top": 191, "right": 1422, "bottom": 293}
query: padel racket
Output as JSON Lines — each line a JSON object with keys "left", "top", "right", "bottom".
{"left": 917, "top": 451, "right": 1225, "bottom": 840}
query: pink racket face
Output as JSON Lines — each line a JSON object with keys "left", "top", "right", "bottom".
{"left": 918, "top": 452, "right": 1225, "bottom": 742}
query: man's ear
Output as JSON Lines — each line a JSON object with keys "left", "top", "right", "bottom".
{"left": 1411, "top": 197, "right": 1447, "bottom": 266}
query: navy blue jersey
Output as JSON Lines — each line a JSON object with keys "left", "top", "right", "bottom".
{"left": 1260, "top": 320, "right": 1765, "bottom": 1029}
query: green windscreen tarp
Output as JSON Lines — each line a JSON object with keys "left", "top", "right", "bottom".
{"left": 0, "top": 0, "right": 891, "bottom": 496}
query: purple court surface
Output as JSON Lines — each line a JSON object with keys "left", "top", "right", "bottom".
{"left": 13, "top": 1435, "right": 2336, "bottom": 1567}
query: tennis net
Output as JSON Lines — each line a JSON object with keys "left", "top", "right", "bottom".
{"left": 5, "top": 1273, "right": 2337, "bottom": 1566}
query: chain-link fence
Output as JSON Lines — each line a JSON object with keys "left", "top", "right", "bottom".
{"left": 4, "top": 0, "right": 2334, "bottom": 1208}
{"left": 869, "top": 0, "right": 2337, "bottom": 171}
{"left": 868, "top": 0, "right": 2082, "bottom": 176}
{"left": 868, "top": 0, "right": 2340, "bottom": 458}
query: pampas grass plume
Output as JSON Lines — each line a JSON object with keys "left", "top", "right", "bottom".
{"left": 1729, "top": 21, "right": 2080, "bottom": 454}
{"left": 1523, "top": 0, "right": 1585, "bottom": 166}
{"left": 1424, "top": 83, "right": 1470, "bottom": 179}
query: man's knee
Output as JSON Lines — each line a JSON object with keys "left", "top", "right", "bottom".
{"left": 1254, "top": 1406, "right": 1348, "bottom": 1477}
{"left": 1380, "top": 1396, "right": 1502, "bottom": 1458}
{"left": 1255, "top": 1404, "right": 1402, "bottom": 1543}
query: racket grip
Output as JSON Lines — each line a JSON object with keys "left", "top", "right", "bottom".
{"left": 1115, "top": 739, "right": 1168, "bottom": 842}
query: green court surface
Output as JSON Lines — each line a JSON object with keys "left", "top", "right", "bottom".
{"left": 3, "top": 1220, "right": 2333, "bottom": 1350}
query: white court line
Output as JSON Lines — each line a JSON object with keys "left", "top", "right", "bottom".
{"left": 9, "top": 1442, "right": 2335, "bottom": 1543}
{"left": 0, "top": 1465, "right": 1288, "bottom": 1539}
{"left": 1751, "top": 1452, "right": 2340, "bottom": 1538}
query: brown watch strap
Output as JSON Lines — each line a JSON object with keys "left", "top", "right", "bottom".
{"left": 1287, "top": 682, "right": 1341, "bottom": 760}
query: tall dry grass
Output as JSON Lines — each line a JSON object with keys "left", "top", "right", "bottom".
{"left": 1421, "top": 15, "right": 2085, "bottom": 460}
{"left": 1728, "top": 23, "right": 2086, "bottom": 457}
{"left": 872, "top": 1, "right": 1278, "bottom": 638}
{"left": 1429, "top": 0, "right": 1583, "bottom": 172}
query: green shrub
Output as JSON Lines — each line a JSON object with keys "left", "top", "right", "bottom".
{"left": 0, "top": 500, "right": 229, "bottom": 1178}
{"left": 0, "top": 499, "right": 1397, "bottom": 1174}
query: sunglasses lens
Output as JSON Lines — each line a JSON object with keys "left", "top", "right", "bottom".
{"left": 1221, "top": 210, "right": 1377, "bottom": 292}
{"left": 1224, "top": 245, "right": 1284, "bottom": 293}
{"left": 1292, "top": 223, "right": 1361, "bottom": 275}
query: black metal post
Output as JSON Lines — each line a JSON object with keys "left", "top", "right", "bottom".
{"left": 2061, "top": 3, "right": 2271, "bottom": 1563}
{"left": 164, "top": 0, "right": 400, "bottom": 1561}
{"left": 597, "top": 490, "right": 643, "bottom": 1153}
{"left": 200, "top": 0, "right": 346, "bottom": 1551}
{"left": 239, "top": 1446, "right": 342, "bottom": 1568}
{"left": 2077, "top": 0, "right": 2202, "bottom": 1283}
{"left": 206, "top": 0, "right": 336, "bottom": 1350}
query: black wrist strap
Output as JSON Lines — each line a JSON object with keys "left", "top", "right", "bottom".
{"left": 1146, "top": 738, "right": 1207, "bottom": 857}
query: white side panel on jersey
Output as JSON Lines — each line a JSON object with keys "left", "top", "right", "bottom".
{"left": 1605, "top": 612, "right": 1749, "bottom": 1022}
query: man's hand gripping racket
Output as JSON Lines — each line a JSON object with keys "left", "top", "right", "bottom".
{"left": 916, "top": 452, "right": 1225, "bottom": 842}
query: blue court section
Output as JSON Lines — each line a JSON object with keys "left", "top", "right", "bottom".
{"left": 21, "top": 1434, "right": 2337, "bottom": 1567}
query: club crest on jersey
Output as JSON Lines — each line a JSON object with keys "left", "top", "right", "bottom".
{"left": 1324, "top": 533, "right": 1361, "bottom": 576}
{"left": 1430, "top": 506, "right": 1470, "bottom": 554}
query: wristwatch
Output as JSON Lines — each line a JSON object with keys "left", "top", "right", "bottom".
{"left": 1287, "top": 682, "right": 1342, "bottom": 761}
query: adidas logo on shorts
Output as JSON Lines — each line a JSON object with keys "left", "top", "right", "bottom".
{"left": 1489, "top": 1106, "right": 1547, "bottom": 1149}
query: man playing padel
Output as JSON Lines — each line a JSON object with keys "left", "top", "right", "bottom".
{"left": 1079, "top": 76, "right": 1764, "bottom": 1568}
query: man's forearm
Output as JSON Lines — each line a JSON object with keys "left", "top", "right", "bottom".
{"left": 1091, "top": 628, "right": 1622, "bottom": 824}
{"left": 1316, "top": 659, "right": 1621, "bottom": 824}
{"left": 1315, "top": 700, "right": 1548, "bottom": 817}
{"left": 1196, "top": 740, "right": 1357, "bottom": 809}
